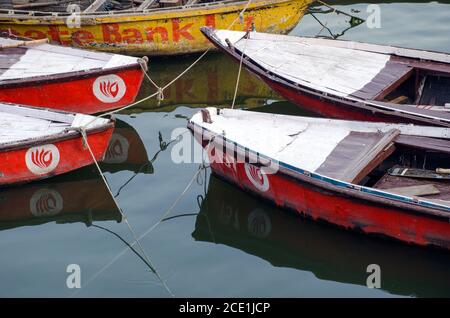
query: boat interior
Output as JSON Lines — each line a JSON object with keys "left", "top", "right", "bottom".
{"left": 331, "top": 128, "right": 450, "bottom": 206}
{"left": 2, "top": 0, "right": 225, "bottom": 13}
{"left": 375, "top": 67, "right": 450, "bottom": 110}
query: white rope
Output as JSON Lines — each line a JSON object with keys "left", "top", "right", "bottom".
{"left": 68, "top": 126, "right": 173, "bottom": 296}
{"left": 68, "top": 0, "right": 254, "bottom": 294}
{"left": 77, "top": 0, "right": 254, "bottom": 128}
{"left": 73, "top": 130, "right": 209, "bottom": 294}
{"left": 139, "top": 133, "right": 215, "bottom": 237}
{"left": 231, "top": 33, "right": 250, "bottom": 109}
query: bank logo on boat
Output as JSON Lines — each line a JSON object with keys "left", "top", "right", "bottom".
{"left": 93, "top": 74, "right": 126, "bottom": 103}
{"left": 30, "top": 188, "right": 63, "bottom": 217}
{"left": 244, "top": 163, "right": 269, "bottom": 192}
{"left": 104, "top": 133, "right": 129, "bottom": 164}
{"left": 25, "top": 144, "right": 60, "bottom": 175}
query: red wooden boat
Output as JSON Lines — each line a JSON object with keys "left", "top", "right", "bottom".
{"left": 201, "top": 28, "right": 450, "bottom": 127}
{"left": 189, "top": 108, "right": 450, "bottom": 250}
{"left": 0, "top": 37, "right": 145, "bottom": 114}
{"left": 0, "top": 102, "right": 114, "bottom": 186}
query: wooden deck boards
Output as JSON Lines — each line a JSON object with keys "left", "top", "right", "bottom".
{"left": 375, "top": 170, "right": 450, "bottom": 200}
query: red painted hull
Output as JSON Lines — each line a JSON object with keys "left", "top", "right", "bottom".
{"left": 0, "top": 67, "right": 144, "bottom": 114}
{"left": 203, "top": 145, "right": 450, "bottom": 250}
{"left": 0, "top": 126, "right": 114, "bottom": 186}
{"left": 263, "top": 77, "right": 398, "bottom": 123}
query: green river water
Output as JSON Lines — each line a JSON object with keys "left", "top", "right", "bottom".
{"left": 1, "top": 1, "right": 450, "bottom": 297}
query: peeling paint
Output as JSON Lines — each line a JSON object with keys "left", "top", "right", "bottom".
{"left": 0, "top": 0, "right": 312, "bottom": 56}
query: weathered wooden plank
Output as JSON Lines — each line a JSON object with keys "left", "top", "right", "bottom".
{"left": 388, "top": 167, "right": 450, "bottom": 180}
{"left": 396, "top": 135, "right": 450, "bottom": 154}
{"left": 0, "top": 38, "right": 48, "bottom": 50}
{"left": 342, "top": 129, "right": 401, "bottom": 184}
{"left": 387, "top": 95, "right": 409, "bottom": 104}
{"left": 386, "top": 184, "right": 440, "bottom": 197}
{"left": 137, "top": 0, "right": 157, "bottom": 10}
{"left": 185, "top": 0, "right": 201, "bottom": 5}
{"left": 0, "top": 103, "right": 74, "bottom": 124}
{"left": 83, "top": 0, "right": 107, "bottom": 12}
{"left": 13, "top": 1, "right": 58, "bottom": 9}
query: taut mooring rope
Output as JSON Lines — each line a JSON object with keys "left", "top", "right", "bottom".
{"left": 67, "top": 126, "right": 173, "bottom": 296}
{"left": 71, "top": 0, "right": 255, "bottom": 295}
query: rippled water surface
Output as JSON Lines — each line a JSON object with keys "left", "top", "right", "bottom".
{"left": 1, "top": 1, "right": 450, "bottom": 297}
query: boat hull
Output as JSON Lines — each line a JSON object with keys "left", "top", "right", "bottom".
{"left": 191, "top": 128, "right": 450, "bottom": 250}
{"left": 0, "top": 66, "right": 144, "bottom": 114}
{"left": 0, "top": 124, "right": 114, "bottom": 186}
{"left": 0, "top": 0, "right": 311, "bottom": 56}
{"left": 201, "top": 27, "right": 450, "bottom": 127}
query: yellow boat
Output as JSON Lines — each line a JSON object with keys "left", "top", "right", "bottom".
{"left": 0, "top": 0, "right": 313, "bottom": 56}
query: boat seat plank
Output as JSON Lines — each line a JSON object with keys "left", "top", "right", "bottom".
{"left": 384, "top": 184, "right": 440, "bottom": 197}
{"left": 396, "top": 135, "right": 450, "bottom": 154}
{"left": 83, "top": 0, "right": 107, "bottom": 12}
{"left": 316, "top": 129, "right": 400, "bottom": 184}
{"left": 0, "top": 103, "right": 74, "bottom": 123}
{"left": 344, "top": 129, "right": 400, "bottom": 184}
{"left": 137, "top": 0, "right": 157, "bottom": 9}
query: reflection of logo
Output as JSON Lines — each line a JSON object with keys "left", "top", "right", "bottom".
{"left": 30, "top": 189, "right": 63, "bottom": 217}
{"left": 248, "top": 209, "right": 271, "bottom": 238}
{"left": 93, "top": 75, "right": 126, "bottom": 103}
{"left": 25, "top": 144, "right": 60, "bottom": 175}
{"left": 104, "top": 133, "right": 129, "bottom": 164}
{"left": 244, "top": 163, "right": 269, "bottom": 192}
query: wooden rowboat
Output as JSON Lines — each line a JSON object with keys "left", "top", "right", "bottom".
{"left": 0, "top": 102, "right": 114, "bottom": 186}
{"left": 189, "top": 108, "right": 450, "bottom": 250}
{"left": 202, "top": 28, "right": 450, "bottom": 127}
{"left": 0, "top": 36, "right": 145, "bottom": 114}
{"left": 0, "top": 0, "right": 313, "bottom": 56}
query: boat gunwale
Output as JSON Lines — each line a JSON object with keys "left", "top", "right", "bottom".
{"left": 188, "top": 118, "right": 450, "bottom": 220}
{"left": 0, "top": 0, "right": 301, "bottom": 21}
{"left": 201, "top": 27, "right": 450, "bottom": 127}
{"left": 0, "top": 62, "right": 141, "bottom": 88}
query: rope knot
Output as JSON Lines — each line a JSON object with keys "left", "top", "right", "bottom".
{"left": 65, "top": 126, "right": 88, "bottom": 149}
{"left": 138, "top": 56, "right": 149, "bottom": 72}
{"left": 156, "top": 87, "right": 165, "bottom": 106}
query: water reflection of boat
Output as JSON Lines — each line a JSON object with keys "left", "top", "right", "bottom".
{"left": 0, "top": 167, "right": 122, "bottom": 231}
{"left": 101, "top": 119, "right": 153, "bottom": 174}
{"left": 193, "top": 176, "right": 450, "bottom": 297}
{"left": 119, "top": 54, "right": 280, "bottom": 114}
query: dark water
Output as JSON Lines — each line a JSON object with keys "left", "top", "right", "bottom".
{"left": 2, "top": 1, "right": 450, "bottom": 297}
